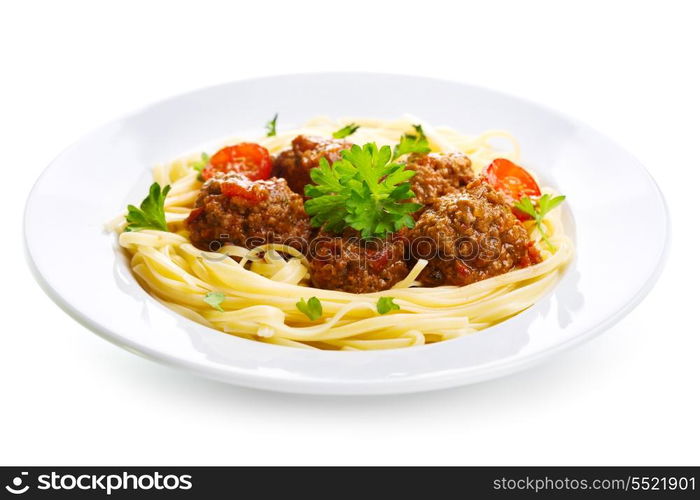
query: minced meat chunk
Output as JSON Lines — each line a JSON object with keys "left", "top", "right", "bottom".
{"left": 273, "top": 135, "right": 352, "bottom": 195}
{"left": 406, "top": 152, "right": 475, "bottom": 206}
{"left": 408, "top": 179, "right": 540, "bottom": 287}
{"left": 308, "top": 230, "right": 409, "bottom": 293}
{"left": 186, "top": 172, "right": 311, "bottom": 251}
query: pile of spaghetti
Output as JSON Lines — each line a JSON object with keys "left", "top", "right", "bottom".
{"left": 113, "top": 116, "right": 572, "bottom": 350}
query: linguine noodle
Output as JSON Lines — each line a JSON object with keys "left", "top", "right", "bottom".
{"left": 113, "top": 116, "right": 573, "bottom": 350}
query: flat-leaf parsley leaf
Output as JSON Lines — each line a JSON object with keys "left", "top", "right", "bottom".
{"left": 333, "top": 123, "right": 360, "bottom": 139}
{"left": 393, "top": 124, "right": 431, "bottom": 159}
{"left": 191, "top": 152, "right": 210, "bottom": 181}
{"left": 125, "top": 182, "right": 171, "bottom": 232}
{"left": 304, "top": 143, "right": 422, "bottom": 238}
{"left": 514, "top": 193, "right": 566, "bottom": 251}
{"left": 296, "top": 296, "right": 323, "bottom": 320}
{"left": 203, "top": 291, "right": 226, "bottom": 312}
{"left": 265, "top": 113, "right": 278, "bottom": 137}
{"left": 377, "top": 297, "right": 400, "bottom": 314}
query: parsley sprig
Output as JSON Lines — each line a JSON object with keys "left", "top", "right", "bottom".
{"left": 333, "top": 123, "right": 360, "bottom": 139}
{"left": 296, "top": 296, "right": 323, "bottom": 320}
{"left": 191, "top": 152, "right": 210, "bottom": 181}
{"left": 265, "top": 113, "right": 278, "bottom": 137}
{"left": 377, "top": 297, "right": 400, "bottom": 315}
{"left": 393, "top": 124, "right": 430, "bottom": 159}
{"left": 204, "top": 291, "right": 226, "bottom": 312}
{"left": 125, "top": 182, "right": 171, "bottom": 232}
{"left": 514, "top": 194, "right": 566, "bottom": 251}
{"left": 304, "top": 143, "right": 422, "bottom": 238}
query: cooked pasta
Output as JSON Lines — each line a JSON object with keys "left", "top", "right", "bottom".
{"left": 113, "top": 116, "right": 572, "bottom": 350}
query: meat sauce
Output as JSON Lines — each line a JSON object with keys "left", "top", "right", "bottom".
{"left": 186, "top": 136, "right": 541, "bottom": 293}
{"left": 408, "top": 179, "right": 541, "bottom": 287}
{"left": 406, "top": 152, "right": 475, "bottom": 207}
{"left": 272, "top": 135, "right": 352, "bottom": 195}
{"left": 186, "top": 173, "right": 311, "bottom": 251}
{"left": 307, "top": 230, "right": 410, "bottom": 293}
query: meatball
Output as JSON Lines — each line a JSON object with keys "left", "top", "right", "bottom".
{"left": 186, "top": 173, "right": 311, "bottom": 252}
{"left": 406, "top": 152, "right": 475, "bottom": 207}
{"left": 273, "top": 135, "right": 352, "bottom": 195}
{"left": 308, "top": 230, "right": 410, "bottom": 293}
{"left": 408, "top": 179, "right": 540, "bottom": 287}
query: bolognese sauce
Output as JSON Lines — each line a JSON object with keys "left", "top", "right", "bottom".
{"left": 186, "top": 172, "right": 311, "bottom": 252}
{"left": 308, "top": 230, "right": 409, "bottom": 293}
{"left": 408, "top": 179, "right": 541, "bottom": 287}
{"left": 405, "top": 152, "right": 475, "bottom": 207}
{"left": 273, "top": 135, "right": 352, "bottom": 195}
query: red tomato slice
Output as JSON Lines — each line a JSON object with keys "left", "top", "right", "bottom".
{"left": 484, "top": 158, "right": 541, "bottom": 201}
{"left": 483, "top": 158, "right": 541, "bottom": 220}
{"left": 220, "top": 176, "right": 266, "bottom": 204}
{"left": 202, "top": 142, "right": 272, "bottom": 181}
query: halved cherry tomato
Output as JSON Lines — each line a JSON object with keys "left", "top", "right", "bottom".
{"left": 483, "top": 158, "right": 541, "bottom": 220}
{"left": 201, "top": 142, "right": 272, "bottom": 181}
{"left": 484, "top": 158, "right": 541, "bottom": 201}
{"left": 220, "top": 175, "right": 266, "bottom": 204}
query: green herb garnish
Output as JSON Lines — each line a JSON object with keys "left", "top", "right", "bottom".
{"left": 192, "top": 152, "right": 210, "bottom": 181}
{"left": 265, "top": 113, "right": 278, "bottom": 137}
{"left": 204, "top": 291, "right": 226, "bottom": 312}
{"left": 393, "top": 124, "right": 430, "bottom": 160}
{"left": 296, "top": 296, "right": 323, "bottom": 320}
{"left": 377, "top": 297, "right": 400, "bottom": 315}
{"left": 514, "top": 193, "right": 566, "bottom": 251}
{"left": 125, "top": 182, "right": 171, "bottom": 232}
{"left": 332, "top": 123, "right": 360, "bottom": 139}
{"left": 304, "top": 143, "right": 422, "bottom": 239}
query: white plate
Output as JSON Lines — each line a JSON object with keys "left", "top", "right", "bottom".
{"left": 24, "top": 73, "right": 668, "bottom": 395}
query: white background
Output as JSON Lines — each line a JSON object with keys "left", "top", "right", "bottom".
{"left": 1, "top": 0, "right": 698, "bottom": 465}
